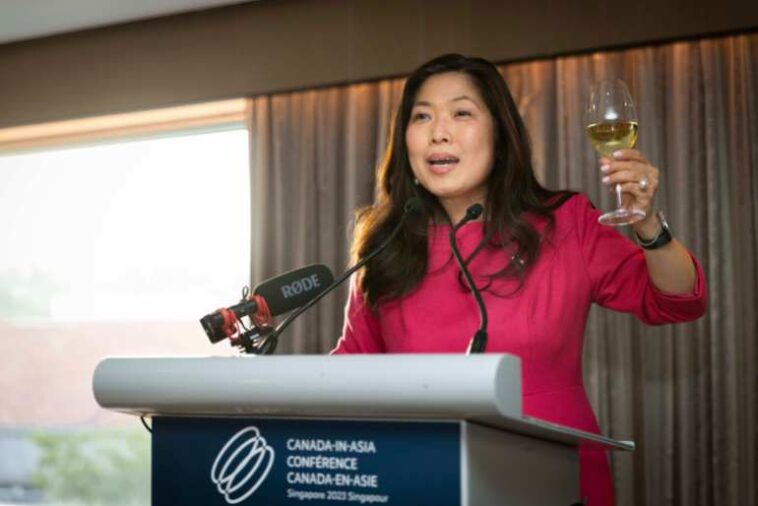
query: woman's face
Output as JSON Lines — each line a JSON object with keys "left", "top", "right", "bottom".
{"left": 405, "top": 71, "right": 495, "bottom": 223}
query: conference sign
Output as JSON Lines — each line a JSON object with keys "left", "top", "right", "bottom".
{"left": 152, "top": 417, "right": 461, "bottom": 505}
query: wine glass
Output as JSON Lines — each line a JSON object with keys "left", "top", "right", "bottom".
{"left": 585, "top": 79, "right": 646, "bottom": 226}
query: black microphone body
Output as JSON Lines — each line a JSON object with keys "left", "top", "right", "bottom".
{"left": 270, "top": 197, "right": 422, "bottom": 344}
{"left": 449, "top": 204, "right": 489, "bottom": 354}
{"left": 253, "top": 264, "right": 334, "bottom": 314}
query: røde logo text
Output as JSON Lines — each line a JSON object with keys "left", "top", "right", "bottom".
{"left": 280, "top": 274, "right": 321, "bottom": 298}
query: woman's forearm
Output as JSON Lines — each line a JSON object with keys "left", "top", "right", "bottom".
{"left": 642, "top": 239, "right": 697, "bottom": 294}
{"left": 634, "top": 216, "right": 696, "bottom": 294}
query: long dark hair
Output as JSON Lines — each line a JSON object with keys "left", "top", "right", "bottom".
{"left": 353, "top": 53, "right": 573, "bottom": 309}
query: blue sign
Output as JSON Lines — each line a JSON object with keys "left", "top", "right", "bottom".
{"left": 152, "top": 417, "right": 461, "bottom": 505}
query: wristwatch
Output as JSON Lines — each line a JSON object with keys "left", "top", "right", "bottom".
{"left": 635, "top": 211, "right": 673, "bottom": 250}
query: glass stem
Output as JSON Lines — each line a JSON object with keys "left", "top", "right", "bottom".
{"left": 615, "top": 183, "right": 624, "bottom": 208}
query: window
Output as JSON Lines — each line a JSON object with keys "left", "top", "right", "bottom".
{"left": 0, "top": 109, "right": 251, "bottom": 505}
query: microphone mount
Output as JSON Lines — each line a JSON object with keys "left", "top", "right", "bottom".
{"left": 200, "top": 265, "right": 334, "bottom": 355}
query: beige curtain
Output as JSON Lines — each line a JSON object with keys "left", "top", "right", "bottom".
{"left": 247, "top": 80, "right": 405, "bottom": 353}
{"left": 247, "top": 33, "right": 757, "bottom": 505}
{"left": 509, "top": 35, "right": 758, "bottom": 506}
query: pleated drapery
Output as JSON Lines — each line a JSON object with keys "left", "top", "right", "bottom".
{"left": 246, "top": 33, "right": 757, "bottom": 505}
{"left": 247, "top": 79, "right": 405, "bottom": 353}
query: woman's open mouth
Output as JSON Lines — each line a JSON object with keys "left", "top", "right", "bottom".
{"left": 427, "top": 154, "right": 460, "bottom": 174}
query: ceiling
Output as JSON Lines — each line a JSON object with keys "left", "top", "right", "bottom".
{"left": 0, "top": 0, "right": 255, "bottom": 44}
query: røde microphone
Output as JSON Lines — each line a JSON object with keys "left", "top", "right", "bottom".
{"left": 200, "top": 264, "right": 334, "bottom": 343}
{"left": 252, "top": 264, "right": 334, "bottom": 314}
{"left": 268, "top": 197, "right": 423, "bottom": 346}
{"left": 449, "top": 204, "right": 489, "bottom": 354}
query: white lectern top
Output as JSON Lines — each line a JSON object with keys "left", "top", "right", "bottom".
{"left": 93, "top": 354, "right": 633, "bottom": 451}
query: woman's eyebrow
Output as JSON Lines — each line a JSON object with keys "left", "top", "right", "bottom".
{"left": 450, "top": 95, "right": 477, "bottom": 104}
{"left": 413, "top": 95, "right": 478, "bottom": 107}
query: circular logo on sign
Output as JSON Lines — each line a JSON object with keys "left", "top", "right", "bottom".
{"left": 210, "top": 426, "right": 275, "bottom": 504}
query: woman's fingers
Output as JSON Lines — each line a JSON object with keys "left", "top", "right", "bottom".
{"left": 613, "top": 181, "right": 656, "bottom": 201}
{"left": 601, "top": 166, "right": 659, "bottom": 190}
{"left": 599, "top": 150, "right": 660, "bottom": 214}
{"left": 602, "top": 149, "right": 650, "bottom": 164}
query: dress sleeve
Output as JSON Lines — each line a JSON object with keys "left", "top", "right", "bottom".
{"left": 573, "top": 194, "right": 707, "bottom": 325}
{"left": 330, "top": 277, "right": 385, "bottom": 354}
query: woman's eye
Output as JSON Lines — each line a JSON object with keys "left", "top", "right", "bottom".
{"left": 411, "top": 112, "right": 430, "bottom": 121}
{"left": 455, "top": 110, "right": 473, "bottom": 118}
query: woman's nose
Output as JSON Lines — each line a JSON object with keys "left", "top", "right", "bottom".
{"left": 431, "top": 118, "right": 451, "bottom": 144}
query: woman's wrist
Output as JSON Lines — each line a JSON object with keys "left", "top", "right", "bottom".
{"left": 634, "top": 211, "right": 675, "bottom": 250}
{"left": 633, "top": 212, "right": 661, "bottom": 241}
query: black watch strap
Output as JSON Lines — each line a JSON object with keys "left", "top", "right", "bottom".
{"left": 636, "top": 212, "right": 673, "bottom": 250}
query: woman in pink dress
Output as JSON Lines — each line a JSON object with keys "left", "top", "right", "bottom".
{"left": 331, "top": 54, "right": 706, "bottom": 505}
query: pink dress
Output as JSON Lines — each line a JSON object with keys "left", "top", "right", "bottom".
{"left": 332, "top": 194, "right": 707, "bottom": 505}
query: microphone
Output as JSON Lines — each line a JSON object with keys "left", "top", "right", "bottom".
{"left": 253, "top": 264, "right": 334, "bottom": 314}
{"left": 449, "top": 204, "right": 489, "bottom": 354}
{"left": 200, "top": 264, "right": 334, "bottom": 344}
{"left": 267, "top": 197, "right": 423, "bottom": 348}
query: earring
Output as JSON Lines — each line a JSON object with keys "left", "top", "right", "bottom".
{"left": 413, "top": 177, "right": 420, "bottom": 186}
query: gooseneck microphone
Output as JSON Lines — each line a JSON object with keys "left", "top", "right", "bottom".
{"left": 449, "top": 204, "right": 489, "bottom": 354}
{"left": 268, "top": 197, "right": 423, "bottom": 349}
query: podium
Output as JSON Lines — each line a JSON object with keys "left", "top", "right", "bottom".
{"left": 93, "top": 354, "right": 633, "bottom": 505}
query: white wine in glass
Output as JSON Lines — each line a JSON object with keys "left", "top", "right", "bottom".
{"left": 586, "top": 120, "right": 638, "bottom": 157}
{"left": 586, "top": 79, "right": 646, "bottom": 226}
